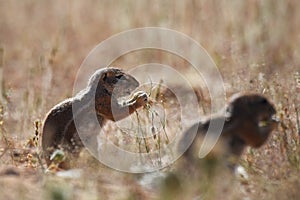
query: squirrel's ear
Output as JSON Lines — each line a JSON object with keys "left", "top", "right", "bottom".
{"left": 101, "top": 72, "right": 108, "bottom": 82}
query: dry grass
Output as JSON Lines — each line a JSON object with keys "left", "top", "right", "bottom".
{"left": 0, "top": 0, "right": 300, "bottom": 199}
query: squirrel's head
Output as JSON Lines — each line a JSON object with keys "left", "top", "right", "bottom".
{"left": 88, "top": 67, "right": 139, "bottom": 99}
{"left": 226, "top": 93, "right": 278, "bottom": 147}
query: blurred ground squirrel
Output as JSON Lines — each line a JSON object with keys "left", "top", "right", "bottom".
{"left": 178, "top": 93, "right": 278, "bottom": 167}
{"left": 41, "top": 67, "right": 148, "bottom": 168}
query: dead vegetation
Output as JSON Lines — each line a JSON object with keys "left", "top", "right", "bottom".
{"left": 0, "top": 0, "right": 300, "bottom": 199}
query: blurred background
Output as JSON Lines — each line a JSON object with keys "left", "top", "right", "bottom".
{"left": 0, "top": 0, "right": 299, "bottom": 135}
{"left": 0, "top": 1, "right": 299, "bottom": 199}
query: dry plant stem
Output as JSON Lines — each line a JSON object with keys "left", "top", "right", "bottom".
{"left": 279, "top": 120, "right": 290, "bottom": 153}
{"left": 33, "top": 120, "right": 45, "bottom": 172}
{"left": 146, "top": 104, "right": 169, "bottom": 142}
{"left": 135, "top": 106, "right": 164, "bottom": 167}
{"left": 154, "top": 79, "right": 163, "bottom": 101}
{"left": 135, "top": 111, "right": 150, "bottom": 154}
{"left": 196, "top": 88, "right": 208, "bottom": 115}
{"left": 159, "top": 113, "right": 169, "bottom": 143}
{"left": 144, "top": 98, "right": 170, "bottom": 165}
{"left": 148, "top": 106, "right": 163, "bottom": 165}
{"left": 295, "top": 107, "right": 300, "bottom": 136}
{"left": 0, "top": 46, "right": 3, "bottom": 102}
{"left": 35, "top": 152, "right": 45, "bottom": 172}
{"left": 0, "top": 103, "right": 11, "bottom": 162}
{"left": 0, "top": 147, "right": 8, "bottom": 159}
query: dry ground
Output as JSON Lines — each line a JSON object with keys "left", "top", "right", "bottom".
{"left": 0, "top": 1, "right": 300, "bottom": 200}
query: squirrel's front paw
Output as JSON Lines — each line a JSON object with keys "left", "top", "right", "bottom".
{"left": 131, "top": 91, "right": 148, "bottom": 108}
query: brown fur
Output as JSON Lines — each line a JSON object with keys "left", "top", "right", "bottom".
{"left": 178, "top": 93, "right": 278, "bottom": 166}
{"left": 41, "top": 67, "right": 148, "bottom": 168}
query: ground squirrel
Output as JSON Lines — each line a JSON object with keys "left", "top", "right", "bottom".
{"left": 41, "top": 67, "right": 148, "bottom": 168}
{"left": 178, "top": 93, "right": 278, "bottom": 166}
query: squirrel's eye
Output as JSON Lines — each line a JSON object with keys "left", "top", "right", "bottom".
{"left": 259, "top": 98, "right": 268, "bottom": 104}
{"left": 102, "top": 73, "right": 108, "bottom": 81}
{"left": 116, "top": 74, "right": 124, "bottom": 79}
